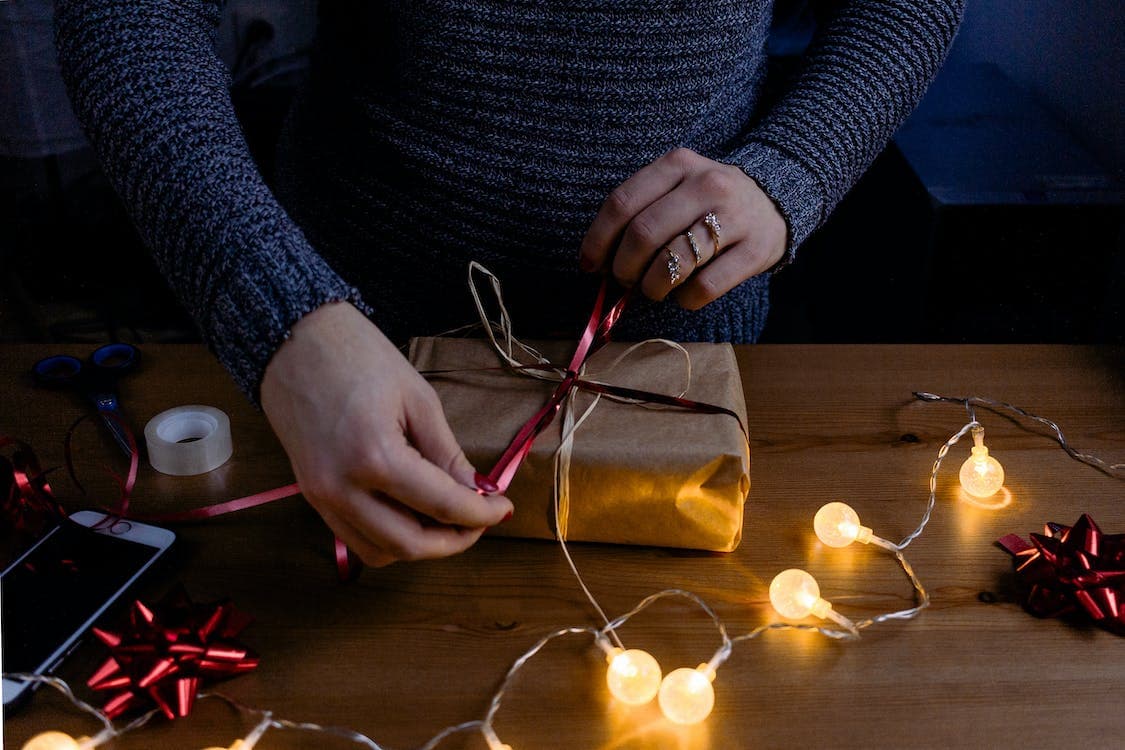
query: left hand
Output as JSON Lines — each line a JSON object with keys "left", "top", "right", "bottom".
{"left": 579, "top": 147, "right": 788, "bottom": 309}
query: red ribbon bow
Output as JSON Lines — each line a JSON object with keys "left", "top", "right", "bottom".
{"left": 87, "top": 585, "right": 259, "bottom": 719}
{"left": 471, "top": 277, "right": 746, "bottom": 494}
{"left": 997, "top": 514, "right": 1125, "bottom": 635}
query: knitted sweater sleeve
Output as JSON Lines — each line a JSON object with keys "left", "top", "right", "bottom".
{"left": 54, "top": 0, "right": 368, "bottom": 402}
{"left": 720, "top": 0, "right": 965, "bottom": 267}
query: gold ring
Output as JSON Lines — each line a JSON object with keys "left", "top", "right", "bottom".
{"left": 684, "top": 230, "right": 702, "bottom": 265}
{"left": 666, "top": 246, "right": 681, "bottom": 285}
{"left": 703, "top": 211, "right": 722, "bottom": 256}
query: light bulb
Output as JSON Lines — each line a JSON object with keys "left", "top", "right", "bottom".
{"left": 22, "top": 733, "right": 88, "bottom": 750}
{"left": 814, "top": 502, "right": 872, "bottom": 547}
{"left": 769, "top": 569, "right": 833, "bottom": 620}
{"left": 200, "top": 743, "right": 245, "bottom": 750}
{"left": 482, "top": 724, "right": 512, "bottom": 750}
{"left": 658, "top": 665, "right": 715, "bottom": 725}
{"left": 959, "top": 427, "right": 1004, "bottom": 498}
{"left": 606, "top": 648, "right": 662, "bottom": 705}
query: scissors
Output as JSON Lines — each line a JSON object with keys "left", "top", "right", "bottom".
{"left": 32, "top": 343, "right": 142, "bottom": 460}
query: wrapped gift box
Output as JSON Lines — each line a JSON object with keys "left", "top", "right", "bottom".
{"left": 409, "top": 336, "right": 751, "bottom": 551}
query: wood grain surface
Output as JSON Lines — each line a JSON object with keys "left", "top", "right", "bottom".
{"left": 2, "top": 344, "right": 1123, "bottom": 749}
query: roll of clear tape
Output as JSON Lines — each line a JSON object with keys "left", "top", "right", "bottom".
{"left": 144, "top": 405, "right": 233, "bottom": 476}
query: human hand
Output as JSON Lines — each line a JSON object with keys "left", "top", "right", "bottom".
{"left": 579, "top": 147, "right": 788, "bottom": 309}
{"left": 260, "top": 302, "right": 513, "bottom": 566}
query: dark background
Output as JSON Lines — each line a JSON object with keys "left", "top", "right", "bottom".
{"left": 2, "top": 0, "right": 1122, "bottom": 349}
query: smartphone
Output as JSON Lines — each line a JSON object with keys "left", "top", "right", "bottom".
{"left": 2, "top": 510, "right": 176, "bottom": 708}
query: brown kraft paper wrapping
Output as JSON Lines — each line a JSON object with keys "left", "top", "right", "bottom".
{"left": 408, "top": 337, "right": 751, "bottom": 552}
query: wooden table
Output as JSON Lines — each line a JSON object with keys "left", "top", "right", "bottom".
{"left": 3, "top": 344, "right": 1124, "bottom": 749}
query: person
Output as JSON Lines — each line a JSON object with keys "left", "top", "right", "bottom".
{"left": 54, "top": 0, "right": 963, "bottom": 567}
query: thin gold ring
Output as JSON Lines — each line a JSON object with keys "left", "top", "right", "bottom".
{"left": 683, "top": 230, "right": 702, "bottom": 265}
{"left": 703, "top": 211, "right": 722, "bottom": 256}
{"left": 666, "top": 246, "right": 681, "bottom": 285}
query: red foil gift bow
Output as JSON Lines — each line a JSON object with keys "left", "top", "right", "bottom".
{"left": 87, "top": 584, "right": 259, "bottom": 719}
{"left": 997, "top": 514, "right": 1125, "bottom": 635}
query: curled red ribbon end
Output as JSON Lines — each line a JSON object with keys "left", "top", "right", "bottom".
{"left": 87, "top": 584, "right": 259, "bottom": 719}
{"left": 1, "top": 436, "right": 66, "bottom": 552}
{"left": 997, "top": 514, "right": 1125, "bottom": 635}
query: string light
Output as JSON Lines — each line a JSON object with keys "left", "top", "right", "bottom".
{"left": 814, "top": 502, "right": 872, "bottom": 547}
{"left": 21, "top": 733, "right": 90, "bottom": 750}
{"left": 657, "top": 664, "right": 716, "bottom": 725}
{"left": 196, "top": 710, "right": 273, "bottom": 750}
{"left": 814, "top": 502, "right": 899, "bottom": 551}
{"left": 913, "top": 392, "right": 1125, "bottom": 480}
{"left": 959, "top": 425, "right": 1004, "bottom": 498}
{"left": 769, "top": 569, "right": 830, "bottom": 619}
{"left": 482, "top": 724, "right": 513, "bottom": 750}
{"left": 9, "top": 394, "right": 1120, "bottom": 748}
{"left": 604, "top": 647, "right": 663, "bottom": 706}
{"left": 768, "top": 569, "right": 857, "bottom": 633}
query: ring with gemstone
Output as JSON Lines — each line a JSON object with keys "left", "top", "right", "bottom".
{"left": 684, "top": 230, "right": 702, "bottom": 265}
{"left": 703, "top": 211, "right": 722, "bottom": 255}
{"left": 666, "top": 246, "right": 682, "bottom": 285}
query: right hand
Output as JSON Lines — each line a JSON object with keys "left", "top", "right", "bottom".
{"left": 260, "top": 302, "right": 513, "bottom": 567}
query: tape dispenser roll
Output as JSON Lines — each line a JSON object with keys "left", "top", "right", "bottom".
{"left": 144, "top": 405, "right": 233, "bottom": 476}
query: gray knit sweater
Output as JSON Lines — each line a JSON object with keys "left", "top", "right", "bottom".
{"left": 55, "top": 0, "right": 963, "bottom": 400}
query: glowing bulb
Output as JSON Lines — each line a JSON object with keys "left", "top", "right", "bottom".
{"left": 200, "top": 743, "right": 245, "bottom": 750}
{"left": 22, "top": 733, "right": 88, "bottom": 750}
{"left": 813, "top": 502, "right": 873, "bottom": 547}
{"left": 482, "top": 724, "right": 512, "bottom": 750}
{"left": 959, "top": 427, "right": 1004, "bottom": 498}
{"left": 606, "top": 648, "right": 662, "bottom": 705}
{"left": 658, "top": 665, "right": 715, "bottom": 725}
{"left": 769, "top": 568, "right": 833, "bottom": 620}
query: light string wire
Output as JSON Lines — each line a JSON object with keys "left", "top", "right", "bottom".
{"left": 468, "top": 261, "right": 694, "bottom": 652}
{"left": 8, "top": 674, "right": 390, "bottom": 750}
{"left": 551, "top": 340, "right": 693, "bottom": 652}
{"left": 914, "top": 392, "right": 1125, "bottom": 478}
{"left": 10, "top": 389, "right": 1123, "bottom": 748}
{"left": 3, "top": 673, "right": 158, "bottom": 747}
{"left": 898, "top": 419, "right": 979, "bottom": 549}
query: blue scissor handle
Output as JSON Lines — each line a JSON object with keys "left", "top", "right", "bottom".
{"left": 32, "top": 344, "right": 142, "bottom": 460}
{"left": 33, "top": 354, "right": 84, "bottom": 387}
{"left": 90, "top": 343, "right": 140, "bottom": 374}
{"left": 85, "top": 344, "right": 141, "bottom": 459}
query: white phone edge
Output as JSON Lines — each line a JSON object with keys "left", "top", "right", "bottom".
{"left": 2, "top": 511, "right": 176, "bottom": 707}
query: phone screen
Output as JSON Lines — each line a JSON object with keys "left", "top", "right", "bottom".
{"left": 2, "top": 520, "right": 165, "bottom": 675}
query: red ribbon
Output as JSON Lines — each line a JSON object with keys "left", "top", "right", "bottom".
{"left": 997, "top": 514, "right": 1125, "bottom": 635}
{"left": 87, "top": 584, "right": 259, "bottom": 719}
{"left": 482, "top": 281, "right": 626, "bottom": 492}
{"left": 63, "top": 412, "right": 138, "bottom": 529}
{"left": 460, "top": 279, "right": 747, "bottom": 494}
{"left": 1, "top": 436, "right": 66, "bottom": 555}
{"left": 12, "top": 277, "right": 746, "bottom": 581}
{"left": 59, "top": 414, "right": 342, "bottom": 577}
{"left": 133, "top": 277, "right": 743, "bottom": 575}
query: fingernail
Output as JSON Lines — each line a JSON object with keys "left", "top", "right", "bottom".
{"left": 486, "top": 509, "right": 513, "bottom": 530}
{"left": 579, "top": 256, "right": 595, "bottom": 273}
{"left": 474, "top": 472, "right": 499, "bottom": 494}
